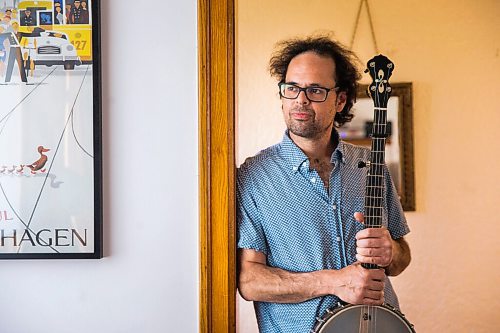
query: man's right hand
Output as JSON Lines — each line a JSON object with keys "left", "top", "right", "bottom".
{"left": 238, "top": 249, "right": 386, "bottom": 305}
{"left": 332, "top": 262, "right": 386, "bottom": 305}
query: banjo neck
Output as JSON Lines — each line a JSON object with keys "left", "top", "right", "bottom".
{"left": 362, "top": 54, "right": 394, "bottom": 270}
{"left": 312, "top": 55, "right": 415, "bottom": 333}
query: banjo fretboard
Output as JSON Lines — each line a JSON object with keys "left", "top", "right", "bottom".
{"left": 362, "top": 55, "right": 394, "bottom": 269}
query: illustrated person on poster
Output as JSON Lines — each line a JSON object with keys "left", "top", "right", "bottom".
{"left": 69, "top": 0, "right": 83, "bottom": 24}
{"left": 54, "top": 3, "right": 63, "bottom": 24}
{"left": 20, "top": 8, "right": 34, "bottom": 26}
{"left": 65, "top": 2, "right": 72, "bottom": 24}
{"left": 4, "top": 9, "right": 13, "bottom": 21}
{"left": 1, "top": 13, "right": 13, "bottom": 32}
{"left": 80, "top": 0, "right": 89, "bottom": 24}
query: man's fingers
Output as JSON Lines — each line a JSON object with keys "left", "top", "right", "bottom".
{"left": 354, "top": 212, "right": 364, "bottom": 224}
{"left": 356, "top": 227, "right": 391, "bottom": 240}
{"left": 364, "top": 289, "right": 385, "bottom": 301}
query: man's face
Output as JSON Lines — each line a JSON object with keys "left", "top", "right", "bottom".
{"left": 281, "top": 51, "right": 346, "bottom": 140}
{"left": 75, "top": 1, "right": 80, "bottom": 8}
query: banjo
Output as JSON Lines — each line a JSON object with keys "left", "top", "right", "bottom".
{"left": 312, "top": 55, "right": 415, "bottom": 333}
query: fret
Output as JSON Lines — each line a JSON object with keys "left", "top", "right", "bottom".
{"left": 366, "top": 188, "right": 383, "bottom": 193}
{"left": 367, "top": 177, "right": 383, "bottom": 183}
{"left": 365, "top": 206, "right": 382, "bottom": 211}
{"left": 365, "top": 204, "right": 383, "bottom": 208}
{"left": 365, "top": 193, "right": 383, "bottom": 197}
{"left": 366, "top": 197, "right": 383, "bottom": 201}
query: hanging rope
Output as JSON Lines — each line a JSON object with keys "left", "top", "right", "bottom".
{"left": 349, "top": 0, "right": 379, "bottom": 54}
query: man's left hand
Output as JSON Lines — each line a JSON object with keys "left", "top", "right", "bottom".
{"left": 354, "top": 212, "right": 393, "bottom": 268}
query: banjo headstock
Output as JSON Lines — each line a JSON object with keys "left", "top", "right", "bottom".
{"left": 365, "top": 55, "right": 394, "bottom": 109}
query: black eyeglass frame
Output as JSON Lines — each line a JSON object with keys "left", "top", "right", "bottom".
{"left": 278, "top": 82, "right": 339, "bottom": 102}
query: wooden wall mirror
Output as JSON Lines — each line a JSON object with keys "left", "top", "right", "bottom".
{"left": 344, "top": 83, "right": 415, "bottom": 211}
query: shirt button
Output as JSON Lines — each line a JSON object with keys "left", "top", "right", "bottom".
{"left": 310, "top": 177, "right": 316, "bottom": 183}
{"left": 336, "top": 236, "right": 341, "bottom": 242}
{"left": 332, "top": 204, "right": 337, "bottom": 210}
{"left": 292, "top": 166, "right": 298, "bottom": 171}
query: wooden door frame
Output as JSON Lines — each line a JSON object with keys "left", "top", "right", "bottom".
{"left": 198, "top": 0, "right": 236, "bottom": 332}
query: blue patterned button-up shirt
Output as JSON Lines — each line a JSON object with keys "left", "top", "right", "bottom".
{"left": 237, "top": 131, "right": 410, "bottom": 333}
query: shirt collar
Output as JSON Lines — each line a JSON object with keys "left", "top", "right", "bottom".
{"left": 279, "top": 129, "right": 346, "bottom": 173}
{"left": 331, "top": 130, "right": 347, "bottom": 165}
{"left": 279, "top": 131, "right": 309, "bottom": 172}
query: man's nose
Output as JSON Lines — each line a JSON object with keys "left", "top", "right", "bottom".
{"left": 295, "top": 90, "right": 310, "bottom": 105}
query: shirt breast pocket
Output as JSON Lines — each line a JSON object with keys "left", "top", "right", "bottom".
{"left": 342, "top": 196, "right": 365, "bottom": 264}
{"left": 344, "top": 196, "right": 365, "bottom": 221}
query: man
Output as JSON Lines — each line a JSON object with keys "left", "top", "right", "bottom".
{"left": 70, "top": 0, "right": 83, "bottom": 24}
{"left": 21, "top": 9, "right": 34, "bottom": 26}
{"left": 1, "top": 12, "right": 12, "bottom": 32}
{"left": 237, "top": 35, "right": 411, "bottom": 333}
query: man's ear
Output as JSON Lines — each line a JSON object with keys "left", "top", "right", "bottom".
{"left": 335, "top": 91, "right": 347, "bottom": 113}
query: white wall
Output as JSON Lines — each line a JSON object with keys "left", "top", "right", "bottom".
{"left": 0, "top": 1, "right": 199, "bottom": 332}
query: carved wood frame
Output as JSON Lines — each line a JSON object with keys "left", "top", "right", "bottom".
{"left": 198, "top": 3, "right": 415, "bottom": 331}
{"left": 357, "top": 82, "right": 416, "bottom": 211}
{"left": 198, "top": 0, "right": 236, "bottom": 332}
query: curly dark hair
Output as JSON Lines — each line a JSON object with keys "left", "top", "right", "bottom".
{"left": 269, "top": 34, "right": 361, "bottom": 127}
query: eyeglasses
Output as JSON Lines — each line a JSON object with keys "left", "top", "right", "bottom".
{"left": 278, "top": 82, "right": 338, "bottom": 103}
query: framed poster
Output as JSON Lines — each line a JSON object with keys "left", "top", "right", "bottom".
{"left": 0, "top": 0, "right": 102, "bottom": 259}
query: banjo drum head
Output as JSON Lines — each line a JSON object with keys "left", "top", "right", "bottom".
{"left": 314, "top": 304, "right": 415, "bottom": 333}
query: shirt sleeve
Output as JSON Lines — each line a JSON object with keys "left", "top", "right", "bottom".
{"left": 236, "top": 165, "right": 269, "bottom": 255}
{"left": 383, "top": 166, "right": 411, "bottom": 240}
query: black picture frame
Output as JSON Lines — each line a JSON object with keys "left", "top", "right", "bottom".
{"left": 0, "top": 0, "right": 102, "bottom": 259}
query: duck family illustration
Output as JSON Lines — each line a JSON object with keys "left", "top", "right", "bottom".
{"left": 0, "top": 146, "right": 50, "bottom": 176}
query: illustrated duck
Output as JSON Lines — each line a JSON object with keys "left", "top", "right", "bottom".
{"left": 26, "top": 146, "right": 50, "bottom": 174}
{"left": 7, "top": 165, "right": 15, "bottom": 173}
{"left": 0, "top": 165, "right": 6, "bottom": 173}
{"left": 16, "top": 165, "right": 25, "bottom": 174}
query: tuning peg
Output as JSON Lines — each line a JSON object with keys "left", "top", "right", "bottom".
{"left": 358, "top": 161, "right": 371, "bottom": 168}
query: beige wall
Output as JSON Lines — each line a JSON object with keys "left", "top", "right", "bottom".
{"left": 236, "top": 0, "right": 500, "bottom": 332}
